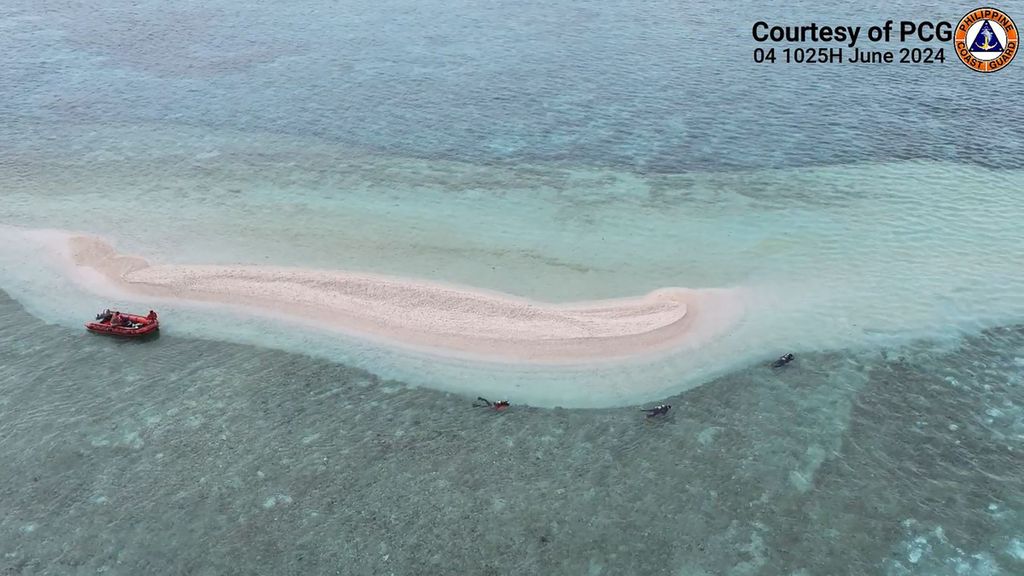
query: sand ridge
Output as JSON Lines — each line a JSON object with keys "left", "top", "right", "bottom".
{"left": 53, "top": 233, "right": 744, "bottom": 363}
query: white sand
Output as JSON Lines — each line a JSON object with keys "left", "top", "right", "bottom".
{"left": 12, "top": 229, "right": 747, "bottom": 364}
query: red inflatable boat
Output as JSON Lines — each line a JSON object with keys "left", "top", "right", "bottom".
{"left": 86, "top": 310, "right": 159, "bottom": 337}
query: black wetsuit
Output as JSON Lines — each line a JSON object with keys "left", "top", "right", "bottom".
{"left": 642, "top": 404, "right": 671, "bottom": 417}
{"left": 772, "top": 353, "right": 795, "bottom": 368}
{"left": 474, "top": 397, "right": 510, "bottom": 411}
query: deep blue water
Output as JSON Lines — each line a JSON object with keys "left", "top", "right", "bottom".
{"left": 3, "top": 0, "right": 1022, "bottom": 171}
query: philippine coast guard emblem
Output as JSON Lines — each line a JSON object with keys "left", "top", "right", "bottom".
{"left": 954, "top": 8, "right": 1018, "bottom": 72}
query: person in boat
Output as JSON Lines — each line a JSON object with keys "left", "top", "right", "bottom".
{"left": 772, "top": 353, "right": 795, "bottom": 368}
{"left": 642, "top": 404, "right": 671, "bottom": 418}
{"left": 473, "top": 397, "right": 510, "bottom": 411}
{"left": 110, "top": 311, "right": 126, "bottom": 327}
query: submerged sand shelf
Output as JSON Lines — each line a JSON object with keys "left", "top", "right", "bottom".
{"left": 3, "top": 227, "right": 746, "bottom": 364}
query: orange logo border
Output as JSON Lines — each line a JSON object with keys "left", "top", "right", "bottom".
{"left": 954, "top": 7, "right": 1018, "bottom": 72}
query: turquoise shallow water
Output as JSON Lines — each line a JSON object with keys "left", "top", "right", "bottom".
{"left": 2, "top": 0, "right": 1024, "bottom": 573}
{"left": 1, "top": 131, "right": 1022, "bottom": 406}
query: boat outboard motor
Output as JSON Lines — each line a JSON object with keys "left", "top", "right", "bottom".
{"left": 96, "top": 309, "right": 113, "bottom": 322}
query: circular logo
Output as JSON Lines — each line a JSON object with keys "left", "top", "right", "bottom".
{"left": 954, "top": 7, "right": 1018, "bottom": 72}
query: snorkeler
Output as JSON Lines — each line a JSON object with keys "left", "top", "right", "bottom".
{"left": 642, "top": 404, "right": 671, "bottom": 418}
{"left": 772, "top": 353, "right": 795, "bottom": 368}
{"left": 473, "top": 397, "right": 511, "bottom": 411}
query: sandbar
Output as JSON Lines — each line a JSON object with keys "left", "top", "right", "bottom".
{"left": 12, "top": 229, "right": 746, "bottom": 364}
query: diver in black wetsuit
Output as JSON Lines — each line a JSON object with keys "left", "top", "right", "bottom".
{"left": 772, "top": 353, "right": 795, "bottom": 368}
{"left": 642, "top": 404, "right": 671, "bottom": 418}
{"left": 473, "top": 397, "right": 511, "bottom": 411}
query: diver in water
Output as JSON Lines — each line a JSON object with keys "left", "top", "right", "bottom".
{"left": 772, "top": 353, "right": 795, "bottom": 368}
{"left": 473, "top": 397, "right": 511, "bottom": 411}
{"left": 642, "top": 404, "right": 671, "bottom": 418}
